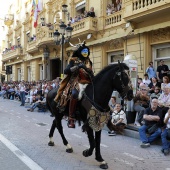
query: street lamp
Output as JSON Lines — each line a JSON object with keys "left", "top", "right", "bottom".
{"left": 43, "top": 46, "right": 50, "bottom": 80}
{"left": 53, "top": 22, "right": 73, "bottom": 77}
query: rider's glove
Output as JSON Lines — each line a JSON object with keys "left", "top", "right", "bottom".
{"left": 78, "top": 63, "right": 86, "bottom": 69}
{"left": 70, "top": 66, "right": 78, "bottom": 72}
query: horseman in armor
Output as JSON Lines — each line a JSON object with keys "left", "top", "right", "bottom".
{"left": 54, "top": 41, "right": 93, "bottom": 128}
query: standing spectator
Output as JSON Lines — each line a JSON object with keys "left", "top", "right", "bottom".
{"left": 19, "top": 81, "right": 26, "bottom": 106}
{"left": 107, "top": 103, "right": 127, "bottom": 136}
{"left": 146, "top": 62, "right": 157, "bottom": 79}
{"left": 142, "top": 74, "right": 151, "bottom": 87}
{"left": 161, "top": 109, "right": 170, "bottom": 155}
{"left": 87, "top": 7, "right": 96, "bottom": 17}
{"left": 139, "top": 98, "right": 162, "bottom": 148}
{"left": 116, "top": 0, "right": 122, "bottom": 11}
{"left": 106, "top": 4, "right": 112, "bottom": 15}
{"left": 157, "top": 60, "right": 169, "bottom": 82}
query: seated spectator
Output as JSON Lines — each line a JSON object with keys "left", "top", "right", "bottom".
{"left": 109, "top": 96, "right": 117, "bottom": 113}
{"left": 27, "top": 94, "right": 45, "bottom": 112}
{"left": 161, "top": 109, "right": 170, "bottom": 155}
{"left": 87, "top": 7, "right": 96, "bottom": 18}
{"left": 148, "top": 77, "right": 161, "bottom": 94}
{"left": 137, "top": 77, "right": 143, "bottom": 90}
{"left": 158, "top": 86, "right": 170, "bottom": 108}
{"left": 142, "top": 73, "right": 151, "bottom": 87}
{"left": 161, "top": 76, "right": 170, "bottom": 94}
{"left": 139, "top": 98, "right": 162, "bottom": 148}
{"left": 150, "top": 86, "right": 161, "bottom": 100}
{"left": 134, "top": 84, "right": 150, "bottom": 125}
{"left": 107, "top": 103, "right": 127, "bottom": 136}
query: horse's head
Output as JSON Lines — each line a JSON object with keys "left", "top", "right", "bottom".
{"left": 112, "top": 61, "right": 133, "bottom": 101}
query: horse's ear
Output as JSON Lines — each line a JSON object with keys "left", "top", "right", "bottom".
{"left": 118, "top": 60, "right": 123, "bottom": 71}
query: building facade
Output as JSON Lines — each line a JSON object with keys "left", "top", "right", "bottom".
{"left": 1, "top": 0, "right": 170, "bottom": 81}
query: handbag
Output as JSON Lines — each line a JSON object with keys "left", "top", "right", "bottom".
{"left": 147, "top": 124, "right": 158, "bottom": 134}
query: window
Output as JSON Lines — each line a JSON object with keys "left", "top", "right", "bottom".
{"left": 27, "top": 67, "right": 31, "bottom": 81}
{"left": 108, "top": 51, "right": 124, "bottom": 64}
{"left": 18, "top": 68, "right": 21, "bottom": 81}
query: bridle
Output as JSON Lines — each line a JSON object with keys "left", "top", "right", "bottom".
{"left": 114, "top": 69, "right": 131, "bottom": 99}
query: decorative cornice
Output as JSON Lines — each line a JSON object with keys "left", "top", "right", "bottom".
{"left": 151, "top": 27, "right": 170, "bottom": 43}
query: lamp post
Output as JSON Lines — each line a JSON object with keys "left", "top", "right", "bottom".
{"left": 43, "top": 46, "right": 50, "bottom": 80}
{"left": 53, "top": 22, "right": 73, "bottom": 78}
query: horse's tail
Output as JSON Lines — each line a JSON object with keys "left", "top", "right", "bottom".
{"left": 46, "top": 100, "right": 52, "bottom": 113}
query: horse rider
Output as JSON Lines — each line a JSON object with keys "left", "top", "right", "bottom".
{"left": 54, "top": 42, "right": 93, "bottom": 128}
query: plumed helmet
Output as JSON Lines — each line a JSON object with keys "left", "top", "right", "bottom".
{"left": 69, "top": 39, "right": 90, "bottom": 60}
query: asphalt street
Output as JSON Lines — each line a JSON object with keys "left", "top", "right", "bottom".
{"left": 0, "top": 97, "right": 170, "bottom": 170}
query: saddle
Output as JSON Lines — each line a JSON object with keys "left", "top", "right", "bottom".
{"left": 59, "top": 77, "right": 79, "bottom": 108}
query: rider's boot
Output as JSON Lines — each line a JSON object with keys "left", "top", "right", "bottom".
{"left": 68, "top": 97, "right": 77, "bottom": 128}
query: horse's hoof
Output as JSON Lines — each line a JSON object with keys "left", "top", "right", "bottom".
{"left": 66, "top": 148, "right": 73, "bottom": 153}
{"left": 82, "top": 149, "right": 92, "bottom": 157}
{"left": 100, "top": 163, "right": 108, "bottom": 169}
{"left": 48, "top": 141, "right": 55, "bottom": 146}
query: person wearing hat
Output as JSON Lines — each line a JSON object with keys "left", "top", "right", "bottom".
{"left": 54, "top": 42, "right": 93, "bottom": 128}
{"left": 157, "top": 60, "right": 169, "bottom": 82}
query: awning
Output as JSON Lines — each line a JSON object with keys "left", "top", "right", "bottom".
{"left": 76, "top": 0, "right": 85, "bottom": 10}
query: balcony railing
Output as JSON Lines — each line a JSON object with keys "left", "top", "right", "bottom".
{"left": 36, "top": 26, "right": 54, "bottom": 46}
{"left": 124, "top": 0, "right": 170, "bottom": 21}
{"left": 133, "top": 0, "right": 165, "bottom": 11}
{"left": 105, "top": 11, "right": 122, "bottom": 28}
{"left": 27, "top": 40, "right": 38, "bottom": 53}
{"left": 2, "top": 48, "right": 23, "bottom": 61}
{"left": 72, "top": 17, "right": 98, "bottom": 36}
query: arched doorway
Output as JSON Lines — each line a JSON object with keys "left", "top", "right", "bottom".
{"left": 51, "top": 58, "right": 61, "bottom": 80}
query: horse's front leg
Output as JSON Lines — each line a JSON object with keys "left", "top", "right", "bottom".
{"left": 48, "top": 119, "right": 56, "bottom": 146}
{"left": 95, "top": 130, "right": 108, "bottom": 169}
{"left": 56, "top": 116, "right": 73, "bottom": 153}
{"left": 48, "top": 118, "right": 73, "bottom": 153}
{"left": 83, "top": 127, "right": 95, "bottom": 157}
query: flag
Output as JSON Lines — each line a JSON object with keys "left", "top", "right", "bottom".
{"left": 34, "top": 0, "right": 42, "bottom": 28}
{"left": 30, "top": 0, "right": 36, "bottom": 23}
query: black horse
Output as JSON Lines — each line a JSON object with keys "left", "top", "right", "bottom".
{"left": 46, "top": 62, "right": 133, "bottom": 169}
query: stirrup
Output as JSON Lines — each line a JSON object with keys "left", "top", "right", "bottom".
{"left": 67, "top": 118, "right": 75, "bottom": 128}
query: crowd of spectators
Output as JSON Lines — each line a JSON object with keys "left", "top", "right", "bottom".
{"left": 0, "top": 78, "right": 61, "bottom": 113}
{"left": 106, "top": 0, "right": 122, "bottom": 15}
{"left": 68, "top": 7, "right": 96, "bottom": 25}
{"left": 3, "top": 44, "right": 22, "bottom": 54}
{"left": 107, "top": 60, "right": 170, "bottom": 156}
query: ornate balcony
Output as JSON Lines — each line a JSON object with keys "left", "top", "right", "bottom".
{"left": 26, "top": 40, "right": 38, "bottom": 53}
{"left": 36, "top": 26, "right": 54, "bottom": 46}
{"left": 4, "top": 14, "right": 14, "bottom": 27}
{"left": 124, "top": 0, "right": 170, "bottom": 22}
{"left": 71, "top": 17, "right": 98, "bottom": 38}
{"left": 2, "top": 48, "right": 23, "bottom": 62}
{"left": 105, "top": 11, "right": 123, "bottom": 29}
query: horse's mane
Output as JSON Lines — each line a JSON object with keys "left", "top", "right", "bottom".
{"left": 94, "top": 63, "right": 129, "bottom": 81}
